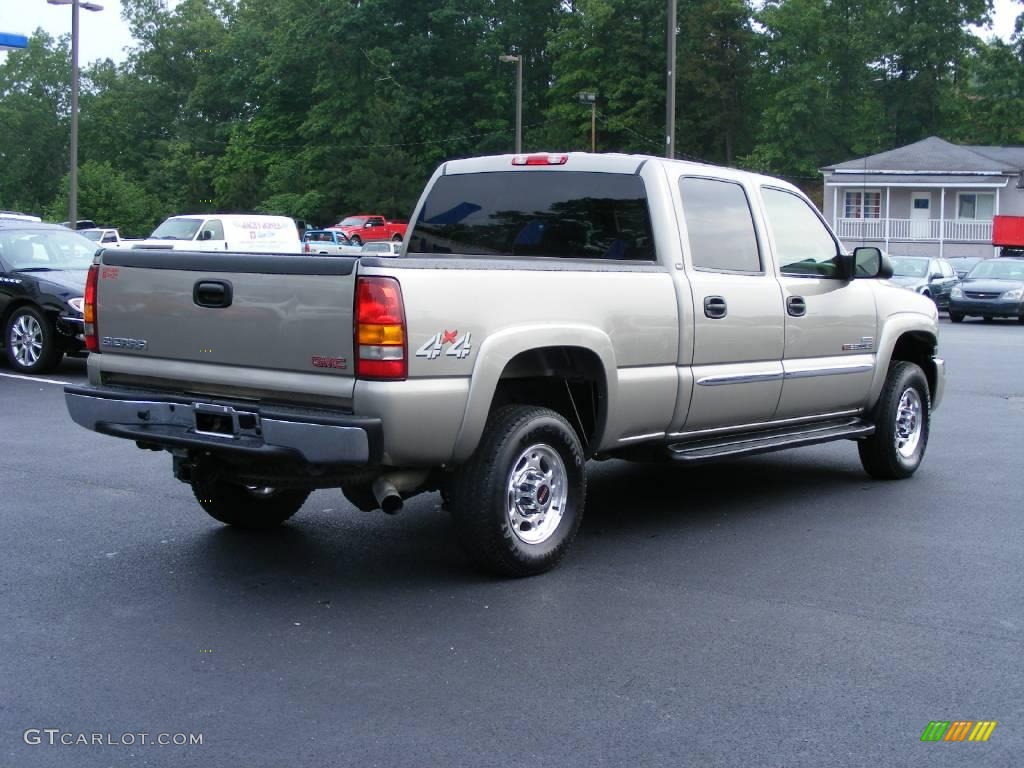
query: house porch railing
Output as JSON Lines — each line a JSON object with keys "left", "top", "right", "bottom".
{"left": 835, "top": 218, "right": 993, "bottom": 242}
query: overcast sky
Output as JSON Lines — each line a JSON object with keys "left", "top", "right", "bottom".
{"left": 1, "top": 0, "right": 1020, "bottom": 66}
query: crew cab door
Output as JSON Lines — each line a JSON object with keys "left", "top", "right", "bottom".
{"left": 364, "top": 217, "right": 386, "bottom": 241}
{"left": 675, "top": 175, "right": 785, "bottom": 431}
{"left": 760, "top": 186, "right": 876, "bottom": 419}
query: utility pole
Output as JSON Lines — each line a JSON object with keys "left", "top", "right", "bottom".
{"left": 666, "top": 0, "right": 677, "bottom": 159}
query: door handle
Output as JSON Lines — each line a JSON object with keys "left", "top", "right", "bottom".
{"left": 787, "top": 296, "right": 807, "bottom": 317}
{"left": 703, "top": 296, "right": 727, "bottom": 319}
{"left": 193, "top": 280, "right": 233, "bottom": 309}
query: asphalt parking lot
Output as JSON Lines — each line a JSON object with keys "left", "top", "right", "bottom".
{"left": 2, "top": 317, "right": 1022, "bottom": 768}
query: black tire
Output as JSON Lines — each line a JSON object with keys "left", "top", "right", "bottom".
{"left": 449, "top": 405, "right": 586, "bottom": 577}
{"left": 983, "top": 316, "right": 994, "bottom": 323}
{"left": 949, "top": 313, "right": 964, "bottom": 323}
{"left": 349, "top": 235, "right": 362, "bottom": 246}
{"left": 392, "top": 234, "right": 403, "bottom": 242}
{"left": 191, "top": 466, "right": 309, "bottom": 529}
{"left": 858, "top": 361, "right": 930, "bottom": 480}
{"left": 5, "top": 305, "right": 61, "bottom": 374}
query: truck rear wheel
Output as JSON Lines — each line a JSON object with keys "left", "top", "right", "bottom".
{"left": 858, "top": 361, "right": 930, "bottom": 480}
{"left": 449, "top": 405, "right": 586, "bottom": 577}
{"left": 191, "top": 467, "right": 310, "bottom": 529}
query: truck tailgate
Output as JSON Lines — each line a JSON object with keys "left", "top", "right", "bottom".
{"left": 93, "top": 249, "right": 358, "bottom": 404}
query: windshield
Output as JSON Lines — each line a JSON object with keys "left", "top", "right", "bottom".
{"left": 150, "top": 218, "right": 203, "bottom": 240}
{"left": 339, "top": 217, "right": 368, "bottom": 227}
{"left": 0, "top": 229, "right": 96, "bottom": 271}
{"left": 967, "top": 260, "right": 1024, "bottom": 280}
{"left": 890, "top": 257, "right": 929, "bottom": 278}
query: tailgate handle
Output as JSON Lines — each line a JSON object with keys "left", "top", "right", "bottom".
{"left": 193, "top": 280, "right": 233, "bottom": 308}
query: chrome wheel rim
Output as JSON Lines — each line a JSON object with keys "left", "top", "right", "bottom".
{"left": 10, "top": 314, "right": 43, "bottom": 368}
{"left": 505, "top": 443, "right": 567, "bottom": 545}
{"left": 894, "top": 387, "right": 923, "bottom": 459}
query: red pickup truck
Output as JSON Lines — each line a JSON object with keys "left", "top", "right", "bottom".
{"left": 331, "top": 214, "right": 407, "bottom": 245}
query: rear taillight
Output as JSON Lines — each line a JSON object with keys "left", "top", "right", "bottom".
{"left": 304, "top": 242, "right": 310, "bottom": 253}
{"left": 84, "top": 264, "right": 99, "bottom": 351}
{"left": 355, "top": 276, "right": 406, "bottom": 379}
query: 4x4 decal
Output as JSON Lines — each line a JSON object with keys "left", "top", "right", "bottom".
{"left": 415, "top": 330, "right": 473, "bottom": 360}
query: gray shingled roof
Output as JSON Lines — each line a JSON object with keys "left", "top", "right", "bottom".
{"left": 822, "top": 136, "right": 1024, "bottom": 173}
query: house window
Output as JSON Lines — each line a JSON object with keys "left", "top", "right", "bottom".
{"left": 957, "top": 193, "right": 994, "bottom": 220}
{"left": 843, "top": 190, "right": 881, "bottom": 219}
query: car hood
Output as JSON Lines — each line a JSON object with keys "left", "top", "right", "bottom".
{"left": 960, "top": 278, "right": 1024, "bottom": 293}
{"left": 890, "top": 275, "right": 927, "bottom": 289}
{"left": 14, "top": 268, "right": 87, "bottom": 294}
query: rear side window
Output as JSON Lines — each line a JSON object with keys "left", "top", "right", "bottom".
{"left": 679, "top": 177, "right": 761, "bottom": 272}
{"left": 409, "top": 171, "right": 656, "bottom": 261}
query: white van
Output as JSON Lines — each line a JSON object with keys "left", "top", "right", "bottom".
{"left": 135, "top": 214, "right": 301, "bottom": 254}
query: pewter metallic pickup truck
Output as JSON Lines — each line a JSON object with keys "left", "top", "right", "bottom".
{"left": 65, "top": 153, "right": 944, "bottom": 576}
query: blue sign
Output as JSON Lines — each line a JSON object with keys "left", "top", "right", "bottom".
{"left": 0, "top": 33, "right": 29, "bottom": 51}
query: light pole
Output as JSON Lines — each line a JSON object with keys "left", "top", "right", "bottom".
{"left": 577, "top": 92, "right": 597, "bottom": 152}
{"left": 47, "top": 0, "right": 104, "bottom": 227}
{"left": 666, "top": 0, "right": 677, "bottom": 159}
{"left": 499, "top": 54, "right": 523, "bottom": 154}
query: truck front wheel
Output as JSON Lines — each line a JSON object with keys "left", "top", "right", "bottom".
{"left": 450, "top": 405, "right": 586, "bottom": 577}
{"left": 858, "top": 361, "right": 930, "bottom": 480}
{"left": 191, "top": 467, "right": 310, "bottom": 529}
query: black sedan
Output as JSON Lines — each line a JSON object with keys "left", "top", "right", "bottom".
{"left": 0, "top": 221, "right": 94, "bottom": 373}
{"left": 949, "top": 257, "right": 1024, "bottom": 323}
{"left": 887, "top": 255, "right": 959, "bottom": 309}
{"left": 945, "top": 255, "right": 988, "bottom": 280}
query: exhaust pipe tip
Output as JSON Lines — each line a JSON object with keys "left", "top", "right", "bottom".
{"left": 380, "top": 494, "right": 403, "bottom": 515}
{"left": 372, "top": 477, "right": 404, "bottom": 515}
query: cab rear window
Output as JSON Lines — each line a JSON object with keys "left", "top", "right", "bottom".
{"left": 408, "top": 171, "right": 655, "bottom": 261}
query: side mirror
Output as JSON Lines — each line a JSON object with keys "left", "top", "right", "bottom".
{"left": 364, "top": 222, "right": 373, "bottom": 228}
{"left": 199, "top": 230, "right": 213, "bottom": 241}
{"left": 851, "top": 246, "right": 892, "bottom": 279}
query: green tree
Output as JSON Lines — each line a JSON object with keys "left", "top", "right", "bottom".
{"left": 44, "top": 160, "right": 162, "bottom": 236}
{"left": 742, "top": 0, "right": 890, "bottom": 177}
{"left": 0, "top": 32, "right": 70, "bottom": 214}
{"left": 879, "top": 0, "right": 993, "bottom": 144}
{"left": 946, "top": 39, "right": 1024, "bottom": 145}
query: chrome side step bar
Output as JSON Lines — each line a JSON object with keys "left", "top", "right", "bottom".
{"left": 667, "top": 417, "right": 874, "bottom": 464}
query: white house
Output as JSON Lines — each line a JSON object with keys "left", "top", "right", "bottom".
{"left": 821, "top": 136, "right": 1024, "bottom": 259}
